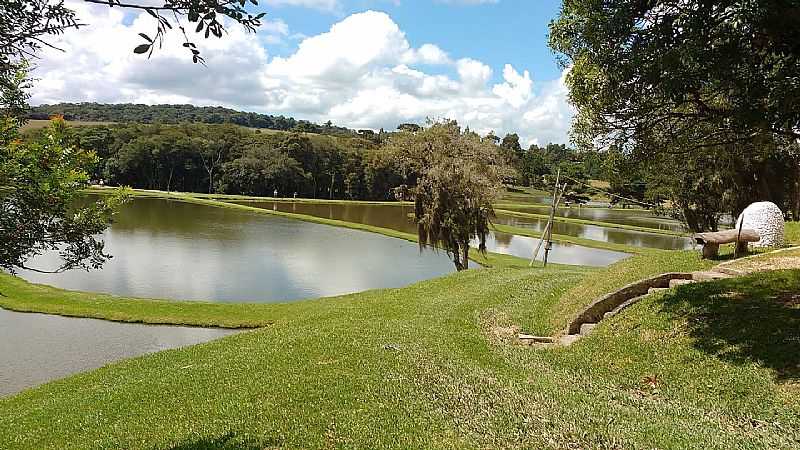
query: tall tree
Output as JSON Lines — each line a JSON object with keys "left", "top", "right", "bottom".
{"left": 550, "top": 0, "right": 800, "bottom": 228}
{"left": 549, "top": 0, "right": 800, "bottom": 153}
{"left": 386, "top": 120, "right": 515, "bottom": 271}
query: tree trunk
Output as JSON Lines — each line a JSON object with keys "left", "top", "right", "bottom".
{"left": 166, "top": 166, "right": 174, "bottom": 193}
{"left": 329, "top": 172, "right": 335, "bottom": 199}
{"left": 461, "top": 243, "right": 469, "bottom": 271}
{"left": 794, "top": 162, "right": 800, "bottom": 220}
{"left": 207, "top": 169, "right": 214, "bottom": 194}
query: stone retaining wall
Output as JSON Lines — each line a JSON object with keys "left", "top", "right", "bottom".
{"left": 566, "top": 272, "right": 694, "bottom": 335}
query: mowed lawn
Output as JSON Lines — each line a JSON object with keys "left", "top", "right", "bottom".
{"left": 1, "top": 249, "right": 798, "bottom": 449}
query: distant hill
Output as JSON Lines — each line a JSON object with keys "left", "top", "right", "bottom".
{"left": 28, "top": 103, "right": 358, "bottom": 137}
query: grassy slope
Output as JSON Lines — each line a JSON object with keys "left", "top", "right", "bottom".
{"left": 786, "top": 222, "right": 799, "bottom": 245}
{"left": 1, "top": 264, "right": 798, "bottom": 448}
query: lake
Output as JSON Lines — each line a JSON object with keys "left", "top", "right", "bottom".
{"left": 232, "top": 200, "right": 675, "bottom": 250}
{"left": 0, "top": 308, "right": 236, "bottom": 396}
{"left": 17, "top": 198, "right": 472, "bottom": 303}
{"left": 497, "top": 204, "right": 688, "bottom": 232}
{"left": 494, "top": 214, "right": 694, "bottom": 250}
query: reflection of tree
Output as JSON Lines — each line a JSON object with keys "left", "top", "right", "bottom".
{"left": 493, "top": 232, "right": 514, "bottom": 247}
{"left": 105, "top": 198, "right": 251, "bottom": 240}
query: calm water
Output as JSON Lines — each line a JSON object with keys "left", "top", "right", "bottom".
{"left": 17, "top": 198, "right": 470, "bottom": 302}
{"left": 498, "top": 204, "right": 688, "bottom": 232}
{"left": 482, "top": 232, "right": 630, "bottom": 266}
{"left": 0, "top": 308, "right": 236, "bottom": 396}
{"left": 495, "top": 214, "right": 694, "bottom": 250}
{"left": 233, "top": 200, "right": 685, "bottom": 250}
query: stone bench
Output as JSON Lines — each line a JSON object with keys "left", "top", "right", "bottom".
{"left": 693, "top": 229, "right": 760, "bottom": 259}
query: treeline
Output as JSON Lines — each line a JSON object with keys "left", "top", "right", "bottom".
{"left": 497, "top": 133, "right": 601, "bottom": 200}
{"left": 28, "top": 103, "right": 358, "bottom": 137}
{"left": 29, "top": 123, "right": 409, "bottom": 200}
{"left": 23, "top": 121, "right": 604, "bottom": 204}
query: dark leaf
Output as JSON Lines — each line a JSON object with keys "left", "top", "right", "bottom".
{"left": 133, "top": 44, "right": 151, "bottom": 54}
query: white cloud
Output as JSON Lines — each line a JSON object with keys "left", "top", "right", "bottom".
{"left": 261, "top": 19, "right": 290, "bottom": 36}
{"left": 30, "top": 6, "right": 574, "bottom": 145}
{"left": 456, "top": 58, "right": 492, "bottom": 90}
{"left": 492, "top": 64, "right": 532, "bottom": 108}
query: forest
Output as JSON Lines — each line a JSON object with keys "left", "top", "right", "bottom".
{"left": 28, "top": 103, "right": 358, "bottom": 137}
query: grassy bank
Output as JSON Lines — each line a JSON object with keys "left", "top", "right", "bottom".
{"left": 1, "top": 258, "right": 797, "bottom": 447}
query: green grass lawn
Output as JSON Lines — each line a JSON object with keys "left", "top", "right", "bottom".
{"left": 2, "top": 249, "right": 798, "bottom": 448}
{"left": 786, "top": 221, "right": 799, "bottom": 245}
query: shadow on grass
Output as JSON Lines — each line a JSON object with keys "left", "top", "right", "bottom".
{"left": 659, "top": 269, "right": 800, "bottom": 381}
{"left": 170, "top": 431, "right": 283, "bottom": 450}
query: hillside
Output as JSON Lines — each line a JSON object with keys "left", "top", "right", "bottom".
{"left": 28, "top": 103, "right": 361, "bottom": 137}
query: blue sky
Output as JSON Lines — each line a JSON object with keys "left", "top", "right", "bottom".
{"left": 33, "top": 0, "right": 574, "bottom": 146}
{"left": 267, "top": 0, "right": 564, "bottom": 82}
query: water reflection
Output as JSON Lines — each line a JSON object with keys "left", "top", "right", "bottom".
{"left": 478, "top": 232, "right": 630, "bottom": 267}
{"left": 494, "top": 214, "right": 693, "bottom": 250}
{"left": 0, "top": 308, "right": 236, "bottom": 396}
{"left": 236, "top": 200, "right": 687, "bottom": 250}
{"left": 498, "top": 205, "right": 687, "bottom": 232}
{"left": 17, "top": 198, "right": 465, "bottom": 302}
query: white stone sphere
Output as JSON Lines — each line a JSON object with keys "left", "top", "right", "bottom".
{"left": 735, "top": 202, "right": 785, "bottom": 248}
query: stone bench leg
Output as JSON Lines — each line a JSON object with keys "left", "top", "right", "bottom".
{"left": 702, "top": 242, "right": 719, "bottom": 259}
{"left": 735, "top": 241, "right": 749, "bottom": 256}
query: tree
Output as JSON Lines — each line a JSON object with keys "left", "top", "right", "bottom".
{"left": 219, "top": 145, "right": 304, "bottom": 196}
{"left": 500, "top": 133, "right": 524, "bottom": 161}
{"left": 549, "top": 0, "right": 800, "bottom": 228}
{"left": 549, "top": 0, "right": 800, "bottom": 153}
{"left": 397, "top": 123, "right": 421, "bottom": 133}
{"left": 385, "top": 120, "right": 515, "bottom": 271}
{"left": 0, "top": 115, "right": 129, "bottom": 274}
{"left": 519, "top": 145, "right": 548, "bottom": 187}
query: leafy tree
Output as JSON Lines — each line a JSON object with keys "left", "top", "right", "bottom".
{"left": 397, "top": 123, "right": 421, "bottom": 133}
{"left": 0, "top": 115, "right": 129, "bottom": 274}
{"left": 219, "top": 145, "right": 304, "bottom": 196}
{"left": 549, "top": 0, "right": 800, "bottom": 152}
{"left": 386, "top": 120, "right": 515, "bottom": 271}
{"left": 550, "top": 0, "right": 800, "bottom": 228}
{"left": 500, "top": 133, "right": 524, "bottom": 161}
{"left": 197, "top": 124, "right": 246, "bottom": 193}
{"left": 519, "top": 144, "right": 548, "bottom": 187}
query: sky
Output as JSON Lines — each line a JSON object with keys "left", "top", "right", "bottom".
{"left": 30, "top": 0, "right": 572, "bottom": 146}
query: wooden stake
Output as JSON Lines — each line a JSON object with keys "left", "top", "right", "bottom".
{"left": 543, "top": 170, "right": 561, "bottom": 267}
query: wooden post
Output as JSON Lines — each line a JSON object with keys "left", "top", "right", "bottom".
{"left": 543, "top": 170, "right": 561, "bottom": 268}
{"left": 529, "top": 221, "right": 551, "bottom": 266}
{"left": 734, "top": 214, "right": 744, "bottom": 259}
